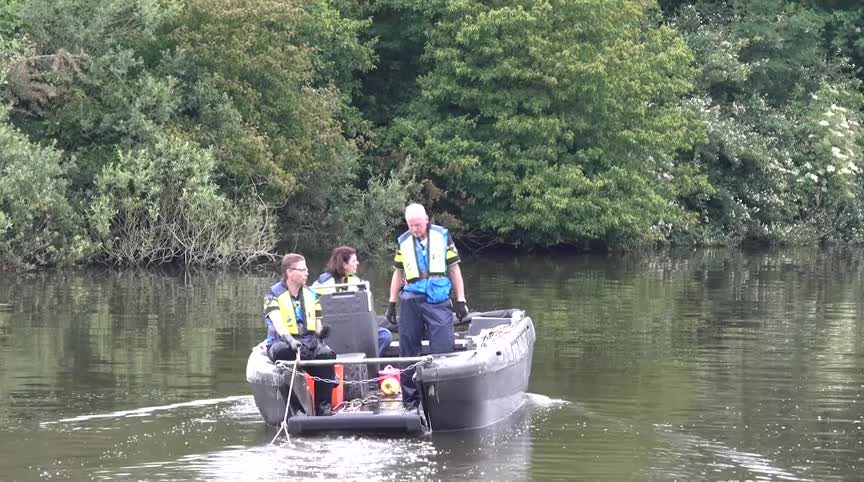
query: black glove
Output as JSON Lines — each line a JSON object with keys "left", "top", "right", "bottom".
{"left": 317, "top": 325, "right": 331, "bottom": 340}
{"left": 385, "top": 302, "right": 397, "bottom": 325}
{"left": 455, "top": 300, "right": 469, "bottom": 322}
{"left": 300, "top": 339, "right": 317, "bottom": 359}
{"left": 282, "top": 335, "right": 301, "bottom": 352}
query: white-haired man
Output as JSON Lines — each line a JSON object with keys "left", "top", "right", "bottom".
{"left": 385, "top": 203, "right": 468, "bottom": 408}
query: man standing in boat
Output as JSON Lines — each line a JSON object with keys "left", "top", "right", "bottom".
{"left": 385, "top": 203, "right": 469, "bottom": 408}
{"left": 263, "top": 253, "right": 337, "bottom": 416}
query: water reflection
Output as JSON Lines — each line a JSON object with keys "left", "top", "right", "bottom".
{"left": 426, "top": 394, "right": 565, "bottom": 482}
{"left": 1, "top": 248, "right": 863, "bottom": 480}
{"left": 651, "top": 424, "right": 809, "bottom": 481}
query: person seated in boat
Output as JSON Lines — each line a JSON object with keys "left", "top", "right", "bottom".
{"left": 263, "top": 253, "right": 337, "bottom": 416}
{"left": 312, "top": 245, "right": 393, "bottom": 357}
{"left": 385, "top": 203, "right": 469, "bottom": 408}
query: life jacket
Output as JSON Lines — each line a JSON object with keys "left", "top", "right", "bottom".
{"left": 313, "top": 272, "right": 362, "bottom": 295}
{"left": 267, "top": 281, "right": 318, "bottom": 336}
{"left": 399, "top": 224, "right": 448, "bottom": 283}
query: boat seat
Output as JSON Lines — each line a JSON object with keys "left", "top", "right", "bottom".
{"left": 466, "top": 311, "right": 515, "bottom": 336}
{"left": 317, "top": 289, "right": 379, "bottom": 372}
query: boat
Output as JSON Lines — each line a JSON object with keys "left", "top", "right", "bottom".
{"left": 245, "top": 282, "right": 535, "bottom": 434}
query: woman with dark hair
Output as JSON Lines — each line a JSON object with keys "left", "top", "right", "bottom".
{"left": 315, "top": 246, "right": 361, "bottom": 291}
{"left": 313, "top": 246, "right": 393, "bottom": 356}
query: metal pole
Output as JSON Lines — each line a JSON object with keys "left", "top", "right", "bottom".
{"left": 277, "top": 355, "right": 433, "bottom": 367}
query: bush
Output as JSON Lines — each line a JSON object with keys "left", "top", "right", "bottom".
{"left": 672, "top": 4, "right": 864, "bottom": 246}
{"left": 282, "top": 155, "right": 418, "bottom": 256}
{"left": 88, "top": 133, "right": 276, "bottom": 267}
{"left": 0, "top": 106, "right": 87, "bottom": 268}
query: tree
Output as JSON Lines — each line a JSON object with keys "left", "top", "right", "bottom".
{"left": 166, "top": 0, "right": 374, "bottom": 201}
{"left": 7, "top": 0, "right": 179, "bottom": 186}
{"left": 0, "top": 0, "right": 23, "bottom": 51}
{"left": 672, "top": 2, "right": 864, "bottom": 245}
{"left": 394, "top": 0, "right": 706, "bottom": 246}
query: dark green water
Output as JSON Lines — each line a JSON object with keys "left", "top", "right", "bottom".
{"left": 1, "top": 248, "right": 862, "bottom": 481}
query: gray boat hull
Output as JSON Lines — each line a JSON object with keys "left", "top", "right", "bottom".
{"left": 417, "top": 311, "right": 535, "bottom": 431}
{"left": 246, "top": 309, "right": 535, "bottom": 433}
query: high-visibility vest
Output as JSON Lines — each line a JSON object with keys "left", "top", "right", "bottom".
{"left": 313, "top": 272, "right": 362, "bottom": 295}
{"left": 269, "top": 283, "right": 318, "bottom": 335}
{"left": 399, "top": 224, "right": 448, "bottom": 283}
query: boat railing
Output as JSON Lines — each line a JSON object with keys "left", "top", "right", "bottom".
{"left": 276, "top": 355, "right": 434, "bottom": 368}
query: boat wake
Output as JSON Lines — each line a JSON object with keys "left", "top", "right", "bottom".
{"left": 32, "top": 392, "right": 560, "bottom": 481}
{"left": 40, "top": 395, "right": 252, "bottom": 426}
{"left": 40, "top": 392, "right": 564, "bottom": 428}
{"left": 652, "top": 423, "right": 809, "bottom": 481}
{"left": 525, "top": 393, "right": 569, "bottom": 409}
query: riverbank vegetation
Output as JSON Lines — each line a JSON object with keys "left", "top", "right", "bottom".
{"left": 1, "top": 0, "right": 863, "bottom": 268}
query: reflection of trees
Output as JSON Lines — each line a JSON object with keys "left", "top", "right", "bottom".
{"left": 673, "top": 247, "right": 864, "bottom": 471}
{"left": 0, "top": 269, "right": 272, "bottom": 420}
{"left": 464, "top": 247, "right": 863, "bottom": 479}
{"left": 366, "top": 247, "right": 862, "bottom": 479}
{"left": 1, "top": 250, "right": 861, "bottom": 477}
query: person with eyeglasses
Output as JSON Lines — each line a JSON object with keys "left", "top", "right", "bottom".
{"left": 262, "top": 253, "right": 337, "bottom": 416}
{"left": 312, "top": 246, "right": 393, "bottom": 356}
{"left": 385, "top": 203, "right": 468, "bottom": 408}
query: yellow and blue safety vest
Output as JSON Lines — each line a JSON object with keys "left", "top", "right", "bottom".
{"left": 312, "top": 272, "right": 362, "bottom": 295}
{"left": 393, "top": 224, "right": 460, "bottom": 302}
{"left": 262, "top": 281, "right": 320, "bottom": 344}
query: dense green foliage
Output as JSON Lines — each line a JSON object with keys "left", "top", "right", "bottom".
{"left": 394, "top": 0, "right": 706, "bottom": 246}
{"left": 88, "top": 134, "right": 276, "bottom": 266}
{"left": 0, "top": 106, "right": 86, "bottom": 268}
{"left": 671, "top": 1, "right": 864, "bottom": 245}
{"left": 1, "top": 0, "right": 863, "bottom": 268}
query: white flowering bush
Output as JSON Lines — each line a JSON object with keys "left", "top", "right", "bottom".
{"left": 672, "top": 3, "right": 864, "bottom": 245}
{"left": 787, "top": 84, "right": 864, "bottom": 242}
{"left": 797, "top": 86, "right": 863, "bottom": 209}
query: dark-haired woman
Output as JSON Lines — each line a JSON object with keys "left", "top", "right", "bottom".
{"left": 313, "top": 246, "right": 393, "bottom": 356}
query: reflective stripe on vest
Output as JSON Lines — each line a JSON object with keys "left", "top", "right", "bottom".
{"left": 314, "top": 273, "right": 361, "bottom": 295}
{"left": 399, "top": 224, "right": 448, "bottom": 282}
{"left": 275, "top": 287, "right": 318, "bottom": 334}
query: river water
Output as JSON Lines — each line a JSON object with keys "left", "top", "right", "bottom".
{"left": 0, "top": 248, "right": 862, "bottom": 481}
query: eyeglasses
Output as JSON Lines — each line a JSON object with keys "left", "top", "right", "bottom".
{"left": 289, "top": 267, "right": 308, "bottom": 272}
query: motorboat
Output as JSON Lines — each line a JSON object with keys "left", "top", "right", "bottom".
{"left": 245, "top": 282, "right": 535, "bottom": 434}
